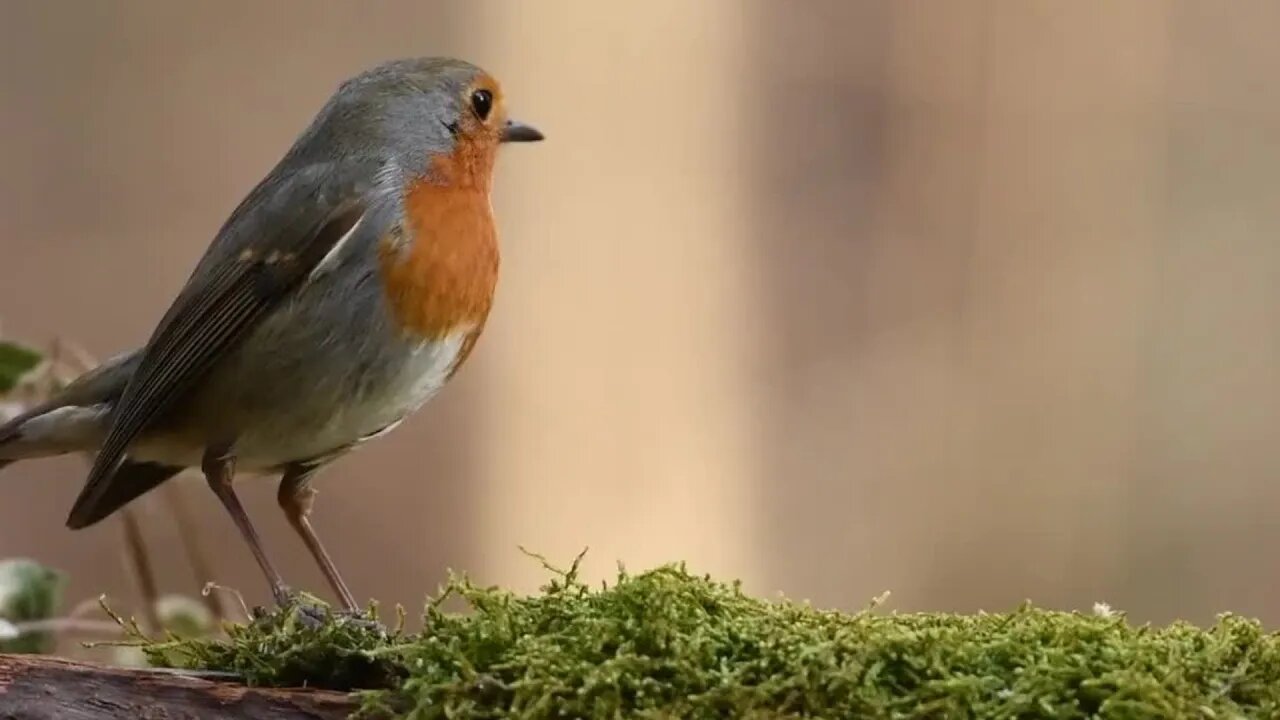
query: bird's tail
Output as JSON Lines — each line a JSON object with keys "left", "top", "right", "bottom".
{"left": 0, "top": 350, "right": 139, "bottom": 471}
{"left": 0, "top": 403, "right": 113, "bottom": 466}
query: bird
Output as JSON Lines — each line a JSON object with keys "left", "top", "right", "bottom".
{"left": 0, "top": 56, "right": 543, "bottom": 613}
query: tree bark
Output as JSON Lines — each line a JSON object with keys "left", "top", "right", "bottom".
{"left": 0, "top": 654, "right": 362, "bottom": 720}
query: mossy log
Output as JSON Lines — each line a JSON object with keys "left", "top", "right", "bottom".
{"left": 0, "top": 654, "right": 358, "bottom": 720}
{"left": 7, "top": 562, "right": 1280, "bottom": 718}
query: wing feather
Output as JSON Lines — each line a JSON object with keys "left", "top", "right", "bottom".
{"left": 66, "top": 161, "right": 376, "bottom": 528}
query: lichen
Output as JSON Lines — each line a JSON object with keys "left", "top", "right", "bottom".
{"left": 132, "top": 554, "right": 1280, "bottom": 719}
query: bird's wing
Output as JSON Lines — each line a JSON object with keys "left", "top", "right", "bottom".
{"left": 66, "top": 160, "right": 380, "bottom": 528}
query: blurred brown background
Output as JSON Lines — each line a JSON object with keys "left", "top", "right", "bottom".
{"left": 2, "top": 1, "right": 1280, "bottom": 627}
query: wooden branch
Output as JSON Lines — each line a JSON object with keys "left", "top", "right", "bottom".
{"left": 0, "top": 654, "right": 362, "bottom": 720}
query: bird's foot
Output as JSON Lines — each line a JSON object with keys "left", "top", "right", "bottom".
{"left": 294, "top": 602, "right": 385, "bottom": 634}
{"left": 249, "top": 587, "right": 385, "bottom": 634}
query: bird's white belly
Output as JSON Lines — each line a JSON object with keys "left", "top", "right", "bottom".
{"left": 131, "top": 329, "right": 472, "bottom": 472}
{"left": 241, "top": 331, "right": 470, "bottom": 467}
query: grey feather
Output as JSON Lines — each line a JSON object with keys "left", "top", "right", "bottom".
{"left": 69, "top": 168, "right": 371, "bottom": 529}
{"left": 0, "top": 351, "right": 137, "bottom": 463}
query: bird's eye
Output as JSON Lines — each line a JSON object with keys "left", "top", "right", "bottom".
{"left": 470, "top": 89, "right": 493, "bottom": 121}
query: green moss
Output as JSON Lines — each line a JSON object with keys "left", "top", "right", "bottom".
{"left": 131, "top": 555, "right": 1280, "bottom": 719}
{"left": 0, "top": 558, "right": 65, "bottom": 654}
{"left": 0, "top": 339, "right": 42, "bottom": 393}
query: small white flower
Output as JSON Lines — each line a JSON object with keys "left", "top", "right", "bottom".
{"left": 1092, "top": 602, "right": 1114, "bottom": 618}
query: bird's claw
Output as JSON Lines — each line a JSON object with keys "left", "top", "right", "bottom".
{"left": 246, "top": 586, "right": 385, "bottom": 633}
{"left": 294, "top": 603, "right": 386, "bottom": 633}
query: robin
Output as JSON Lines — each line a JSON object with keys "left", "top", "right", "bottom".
{"left": 0, "top": 57, "right": 543, "bottom": 613}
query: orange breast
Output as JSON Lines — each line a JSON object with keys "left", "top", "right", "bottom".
{"left": 378, "top": 177, "right": 500, "bottom": 350}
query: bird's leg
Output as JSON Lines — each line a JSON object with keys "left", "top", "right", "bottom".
{"left": 201, "top": 446, "right": 293, "bottom": 607}
{"left": 278, "top": 463, "right": 359, "bottom": 613}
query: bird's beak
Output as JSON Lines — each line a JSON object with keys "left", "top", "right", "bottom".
{"left": 501, "top": 119, "right": 544, "bottom": 143}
